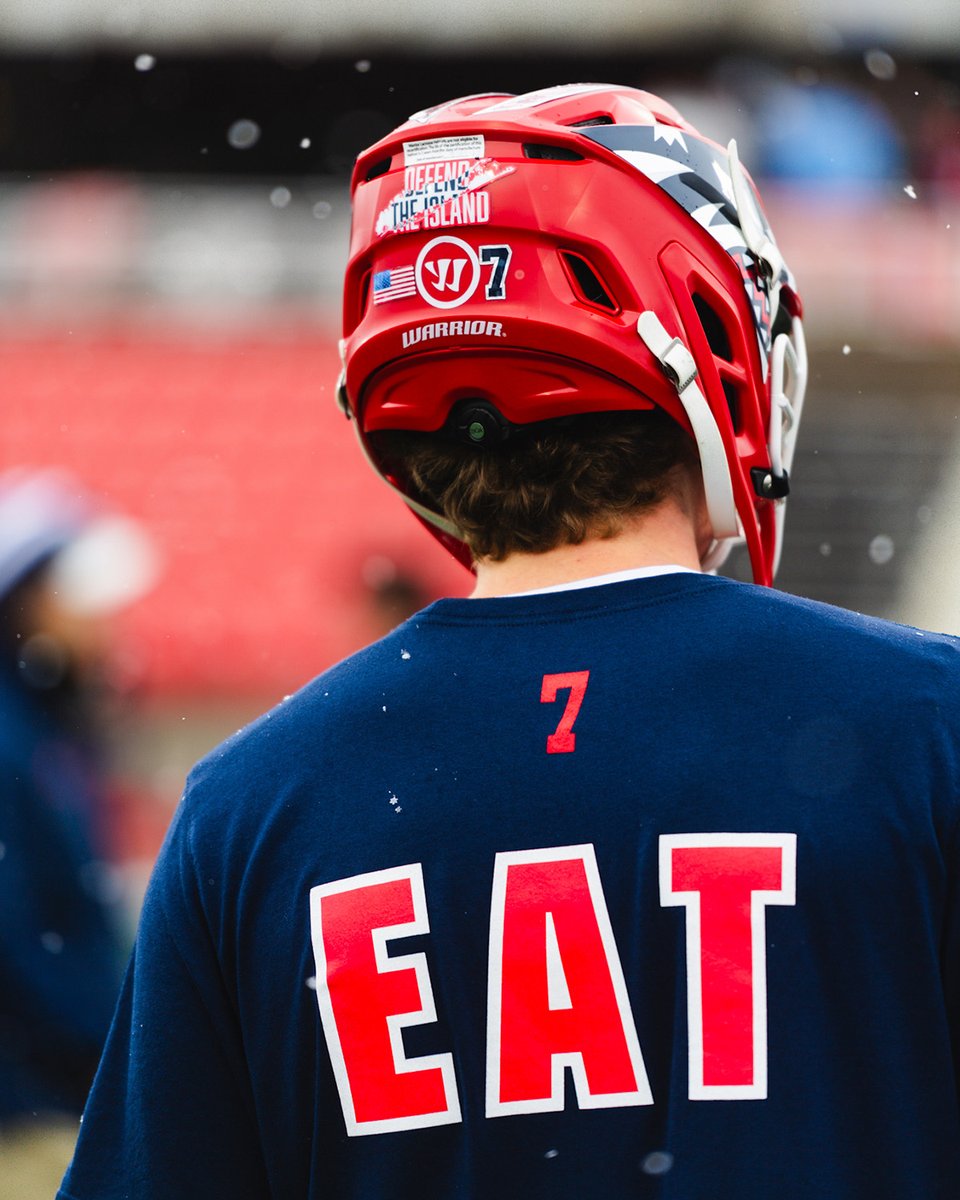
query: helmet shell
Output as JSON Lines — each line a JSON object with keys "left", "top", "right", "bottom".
{"left": 340, "top": 84, "right": 805, "bottom": 584}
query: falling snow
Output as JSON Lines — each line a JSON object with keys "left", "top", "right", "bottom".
{"left": 869, "top": 535, "right": 895, "bottom": 565}
{"left": 227, "top": 119, "right": 261, "bottom": 150}
{"left": 863, "top": 49, "right": 897, "bottom": 81}
{"left": 641, "top": 1151, "right": 675, "bottom": 1176}
{"left": 903, "top": 184, "right": 917, "bottom": 200}
{"left": 134, "top": 54, "right": 156, "bottom": 72}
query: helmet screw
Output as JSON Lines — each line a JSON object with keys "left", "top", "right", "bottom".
{"left": 761, "top": 472, "right": 774, "bottom": 496}
{"left": 468, "top": 421, "right": 486, "bottom": 443}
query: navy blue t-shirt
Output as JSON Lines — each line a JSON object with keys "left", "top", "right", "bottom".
{"left": 59, "top": 574, "right": 960, "bottom": 1198}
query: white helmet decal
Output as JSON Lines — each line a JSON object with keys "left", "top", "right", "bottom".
{"left": 581, "top": 123, "right": 796, "bottom": 369}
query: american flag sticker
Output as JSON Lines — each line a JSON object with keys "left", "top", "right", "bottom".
{"left": 373, "top": 266, "right": 417, "bottom": 304}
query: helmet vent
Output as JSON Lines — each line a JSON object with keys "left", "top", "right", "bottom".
{"left": 346, "top": 269, "right": 372, "bottom": 335}
{"left": 365, "top": 157, "right": 392, "bottom": 182}
{"left": 523, "top": 143, "right": 585, "bottom": 161}
{"left": 693, "top": 294, "right": 733, "bottom": 362}
{"left": 559, "top": 251, "right": 620, "bottom": 314}
{"left": 569, "top": 116, "right": 614, "bottom": 127}
{"left": 721, "top": 379, "right": 741, "bottom": 432}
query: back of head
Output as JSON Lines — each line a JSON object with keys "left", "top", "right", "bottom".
{"left": 338, "top": 83, "right": 807, "bottom": 585}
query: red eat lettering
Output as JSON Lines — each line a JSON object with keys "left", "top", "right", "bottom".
{"left": 310, "top": 835, "right": 797, "bottom": 1133}
{"left": 309, "top": 864, "right": 461, "bottom": 1135}
{"left": 486, "top": 845, "right": 652, "bottom": 1115}
{"left": 659, "top": 834, "right": 797, "bottom": 1099}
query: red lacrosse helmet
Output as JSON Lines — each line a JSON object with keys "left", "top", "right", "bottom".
{"left": 338, "top": 83, "right": 807, "bottom": 585}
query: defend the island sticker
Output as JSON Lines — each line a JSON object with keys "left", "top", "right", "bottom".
{"left": 375, "top": 159, "right": 515, "bottom": 237}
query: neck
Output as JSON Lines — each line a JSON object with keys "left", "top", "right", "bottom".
{"left": 471, "top": 499, "right": 705, "bottom": 599}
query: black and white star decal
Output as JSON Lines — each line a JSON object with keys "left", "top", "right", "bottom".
{"left": 581, "top": 122, "right": 795, "bottom": 368}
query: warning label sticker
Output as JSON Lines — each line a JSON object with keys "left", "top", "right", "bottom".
{"left": 403, "top": 135, "right": 485, "bottom": 166}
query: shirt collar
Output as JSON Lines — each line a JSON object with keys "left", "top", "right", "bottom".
{"left": 497, "top": 564, "right": 700, "bottom": 598}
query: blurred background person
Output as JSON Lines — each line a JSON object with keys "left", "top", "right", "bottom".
{"left": 0, "top": 469, "right": 158, "bottom": 1198}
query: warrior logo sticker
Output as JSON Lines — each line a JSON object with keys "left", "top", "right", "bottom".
{"left": 375, "top": 241, "right": 512, "bottom": 310}
{"left": 414, "top": 239, "right": 512, "bottom": 310}
{"left": 376, "top": 159, "right": 514, "bottom": 237}
{"left": 417, "top": 237, "right": 480, "bottom": 308}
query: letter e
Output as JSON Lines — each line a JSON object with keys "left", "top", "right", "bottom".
{"left": 310, "top": 864, "right": 461, "bottom": 1135}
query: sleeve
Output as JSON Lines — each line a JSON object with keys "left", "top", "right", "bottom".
{"left": 57, "top": 800, "right": 272, "bottom": 1200}
{"left": 935, "top": 646, "right": 960, "bottom": 1095}
{"left": 945, "top": 749, "right": 960, "bottom": 1098}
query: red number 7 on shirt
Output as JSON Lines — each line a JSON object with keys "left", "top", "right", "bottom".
{"left": 541, "top": 671, "right": 590, "bottom": 754}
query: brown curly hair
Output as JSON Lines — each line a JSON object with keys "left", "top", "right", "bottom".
{"left": 370, "top": 410, "right": 699, "bottom": 562}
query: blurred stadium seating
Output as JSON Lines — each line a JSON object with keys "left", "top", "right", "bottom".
{"left": 0, "top": 18, "right": 958, "bottom": 861}
{"left": 1, "top": 329, "right": 467, "bottom": 695}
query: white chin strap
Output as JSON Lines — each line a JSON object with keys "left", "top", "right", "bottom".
{"left": 636, "top": 311, "right": 741, "bottom": 572}
{"left": 638, "top": 309, "right": 808, "bottom": 581}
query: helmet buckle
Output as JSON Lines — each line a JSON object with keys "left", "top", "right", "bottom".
{"left": 448, "top": 400, "right": 511, "bottom": 448}
{"left": 751, "top": 467, "right": 790, "bottom": 500}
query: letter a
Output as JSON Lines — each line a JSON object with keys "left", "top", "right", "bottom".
{"left": 486, "top": 845, "right": 652, "bottom": 1116}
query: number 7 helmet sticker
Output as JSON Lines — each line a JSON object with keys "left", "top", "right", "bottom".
{"left": 411, "top": 237, "right": 512, "bottom": 309}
